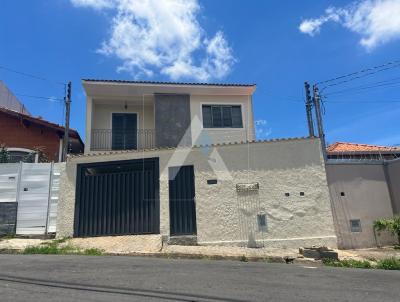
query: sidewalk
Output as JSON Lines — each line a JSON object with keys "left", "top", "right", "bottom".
{"left": 1, "top": 236, "right": 398, "bottom": 263}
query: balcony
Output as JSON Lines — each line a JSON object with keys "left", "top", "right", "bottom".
{"left": 91, "top": 129, "right": 155, "bottom": 151}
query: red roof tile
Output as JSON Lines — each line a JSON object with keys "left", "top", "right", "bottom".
{"left": 327, "top": 142, "right": 400, "bottom": 153}
{"left": 0, "top": 106, "right": 82, "bottom": 143}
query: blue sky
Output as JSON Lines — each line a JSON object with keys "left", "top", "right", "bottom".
{"left": 1, "top": 0, "right": 400, "bottom": 146}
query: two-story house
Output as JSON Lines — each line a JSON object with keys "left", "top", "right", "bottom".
{"left": 57, "top": 80, "right": 337, "bottom": 250}
{"left": 84, "top": 79, "right": 256, "bottom": 153}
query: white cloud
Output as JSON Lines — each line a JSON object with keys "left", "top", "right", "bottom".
{"left": 71, "top": 0, "right": 235, "bottom": 81}
{"left": 299, "top": 0, "right": 400, "bottom": 50}
{"left": 255, "top": 119, "right": 272, "bottom": 139}
{"left": 70, "top": 0, "right": 116, "bottom": 10}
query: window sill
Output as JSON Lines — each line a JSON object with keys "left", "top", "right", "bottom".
{"left": 201, "top": 127, "right": 245, "bottom": 130}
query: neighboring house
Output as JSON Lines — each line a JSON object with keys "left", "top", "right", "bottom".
{"left": 0, "top": 107, "right": 84, "bottom": 162}
{"left": 326, "top": 142, "right": 400, "bottom": 249}
{"left": 83, "top": 80, "right": 256, "bottom": 153}
{"left": 327, "top": 142, "right": 400, "bottom": 160}
{"left": 0, "top": 80, "right": 30, "bottom": 115}
{"left": 56, "top": 80, "right": 337, "bottom": 250}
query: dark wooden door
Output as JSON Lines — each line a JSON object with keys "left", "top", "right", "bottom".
{"left": 169, "top": 165, "right": 197, "bottom": 236}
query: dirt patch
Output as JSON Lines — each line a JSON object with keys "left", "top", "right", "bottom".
{"left": 66, "top": 235, "right": 163, "bottom": 254}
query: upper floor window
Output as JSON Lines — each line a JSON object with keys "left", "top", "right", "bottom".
{"left": 202, "top": 105, "right": 243, "bottom": 128}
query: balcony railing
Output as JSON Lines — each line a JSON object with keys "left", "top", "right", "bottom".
{"left": 91, "top": 129, "right": 155, "bottom": 151}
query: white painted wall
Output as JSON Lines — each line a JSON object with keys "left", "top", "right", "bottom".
{"left": 92, "top": 103, "right": 155, "bottom": 130}
{"left": 57, "top": 138, "right": 337, "bottom": 249}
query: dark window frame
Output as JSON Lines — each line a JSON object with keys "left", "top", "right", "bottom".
{"left": 350, "top": 219, "right": 362, "bottom": 232}
{"left": 202, "top": 105, "right": 243, "bottom": 128}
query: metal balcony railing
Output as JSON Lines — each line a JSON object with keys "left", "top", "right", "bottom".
{"left": 91, "top": 129, "right": 155, "bottom": 151}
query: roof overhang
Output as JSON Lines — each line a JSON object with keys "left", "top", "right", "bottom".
{"left": 82, "top": 79, "right": 256, "bottom": 98}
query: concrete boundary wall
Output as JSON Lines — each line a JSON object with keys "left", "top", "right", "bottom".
{"left": 57, "top": 138, "right": 337, "bottom": 249}
{"left": 326, "top": 160, "right": 400, "bottom": 249}
{"left": 0, "top": 162, "right": 64, "bottom": 235}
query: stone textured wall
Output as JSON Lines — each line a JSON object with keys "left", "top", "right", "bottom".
{"left": 57, "top": 138, "right": 337, "bottom": 248}
{"left": 154, "top": 94, "right": 191, "bottom": 147}
{"left": 0, "top": 202, "right": 17, "bottom": 235}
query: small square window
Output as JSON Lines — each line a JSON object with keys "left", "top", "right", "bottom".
{"left": 340, "top": 192, "right": 345, "bottom": 196}
{"left": 350, "top": 219, "right": 362, "bottom": 232}
{"left": 300, "top": 192, "right": 305, "bottom": 196}
{"left": 257, "top": 214, "right": 267, "bottom": 231}
{"left": 285, "top": 193, "right": 290, "bottom": 197}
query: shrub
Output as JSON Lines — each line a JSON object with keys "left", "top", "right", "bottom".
{"left": 239, "top": 255, "right": 248, "bottom": 262}
{"left": 376, "top": 258, "right": 400, "bottom": 270}
{"left": 374, "top": 216, "right": 400, "bottom": 244}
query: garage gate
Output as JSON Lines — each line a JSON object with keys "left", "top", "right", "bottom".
{"left": 74, "top": 158, "right": 159, "bottom": 237}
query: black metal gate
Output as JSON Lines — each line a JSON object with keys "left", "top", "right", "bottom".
{"left": 169, "top": 165, "right": 197, "bottom": 236}
{"left": 74, "top": 158, "right": 159, "bottom": 237}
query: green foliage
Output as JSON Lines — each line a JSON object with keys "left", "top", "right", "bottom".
{"left": 374, "top": 216, "right": 400, "bottom": 244}
{"left": 323, "top": 258, "right": 372, "bottom": 269}
{"left": 82, "top": 248, "right": 103, "bottom": 256}
{"left": 0, "top": 144, "right": 10, "bottom": 163}
{"left": 376, "top": 258, "right": 400, "bottom": 270}
{"left": 239, "top": 255, "right": 248, "bottom": 262}
{"left": 23, "top": 238, "right": 103, "bottom": 256}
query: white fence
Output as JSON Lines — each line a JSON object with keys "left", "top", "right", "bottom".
{"left": 0, "top": 162, "right": 64, "bottom": 235}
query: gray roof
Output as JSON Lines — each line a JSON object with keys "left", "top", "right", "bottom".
{"left": 82, "top": 79, "right": 256, "bottom": 87}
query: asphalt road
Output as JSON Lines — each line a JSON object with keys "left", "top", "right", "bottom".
{"left": 0, "top": 255, "right": 399, "bottom": 302}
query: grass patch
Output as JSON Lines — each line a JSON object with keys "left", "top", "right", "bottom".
{"left": 376, "top": 258, "right": 400, "bottom": 270}
{"left": 23, "top": 238, "right": 103, "bottom": 256}
{"left": 323, "top": 259, "right": 372, "bottom": 269}
{"left": 82, "top": 248, "right": 103, "bottom": 256}
{"left": 323, "top": 258, "right": 400, "bottom": 270}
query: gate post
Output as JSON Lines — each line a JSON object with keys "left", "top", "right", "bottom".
{"left": 45, "top": 162, "right": 54, "bottom": 235}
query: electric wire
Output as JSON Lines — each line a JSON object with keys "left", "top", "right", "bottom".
{"left": 0, "top": 65, "right": 66, "bottom": 86}
{"left": 316, "top": 59, "right": 400, "bottom": 85}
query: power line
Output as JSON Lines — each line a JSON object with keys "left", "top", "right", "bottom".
{"left": 0, "top": 90, "right": 64, "bottom": 102}
{"left": 324, "top": 99, "right": 400, "bottom": 103}
{"left": 0, "top": 65, "right": 66, "bottom": 86}
{"left": 320, "top": 63, "right": 400, "bottom": 92}
{"left": 316, "top": 59, "right": 400, "bottom": 85}
{"left": 324, "top": 77, "right": 400, "bottom": 97}
{"left": 14, "top": 93, "right": 64, "bottom": 102}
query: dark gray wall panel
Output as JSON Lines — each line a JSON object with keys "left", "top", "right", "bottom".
{"left": 155, "top": 94, "right": 191, "bottom": 148}
{"left": 0, "top": 202, "right": 17, "bottom": 235}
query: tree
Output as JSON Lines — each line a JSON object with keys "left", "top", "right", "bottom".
{"left": 0, "top": 144, "right": 10, "bottom": 163}
{"left": 374, "top": 216, "right": 400, "bottom": 245}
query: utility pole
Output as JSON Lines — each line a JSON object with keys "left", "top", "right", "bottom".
{"left": 62, "top": 81, "right": 71, "bottom": 162}
{"left": 312, "top": 84, "right": 327, "bottom": 161}
{"left": 304, "top": 82, "right": 315, "bottom": 137}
